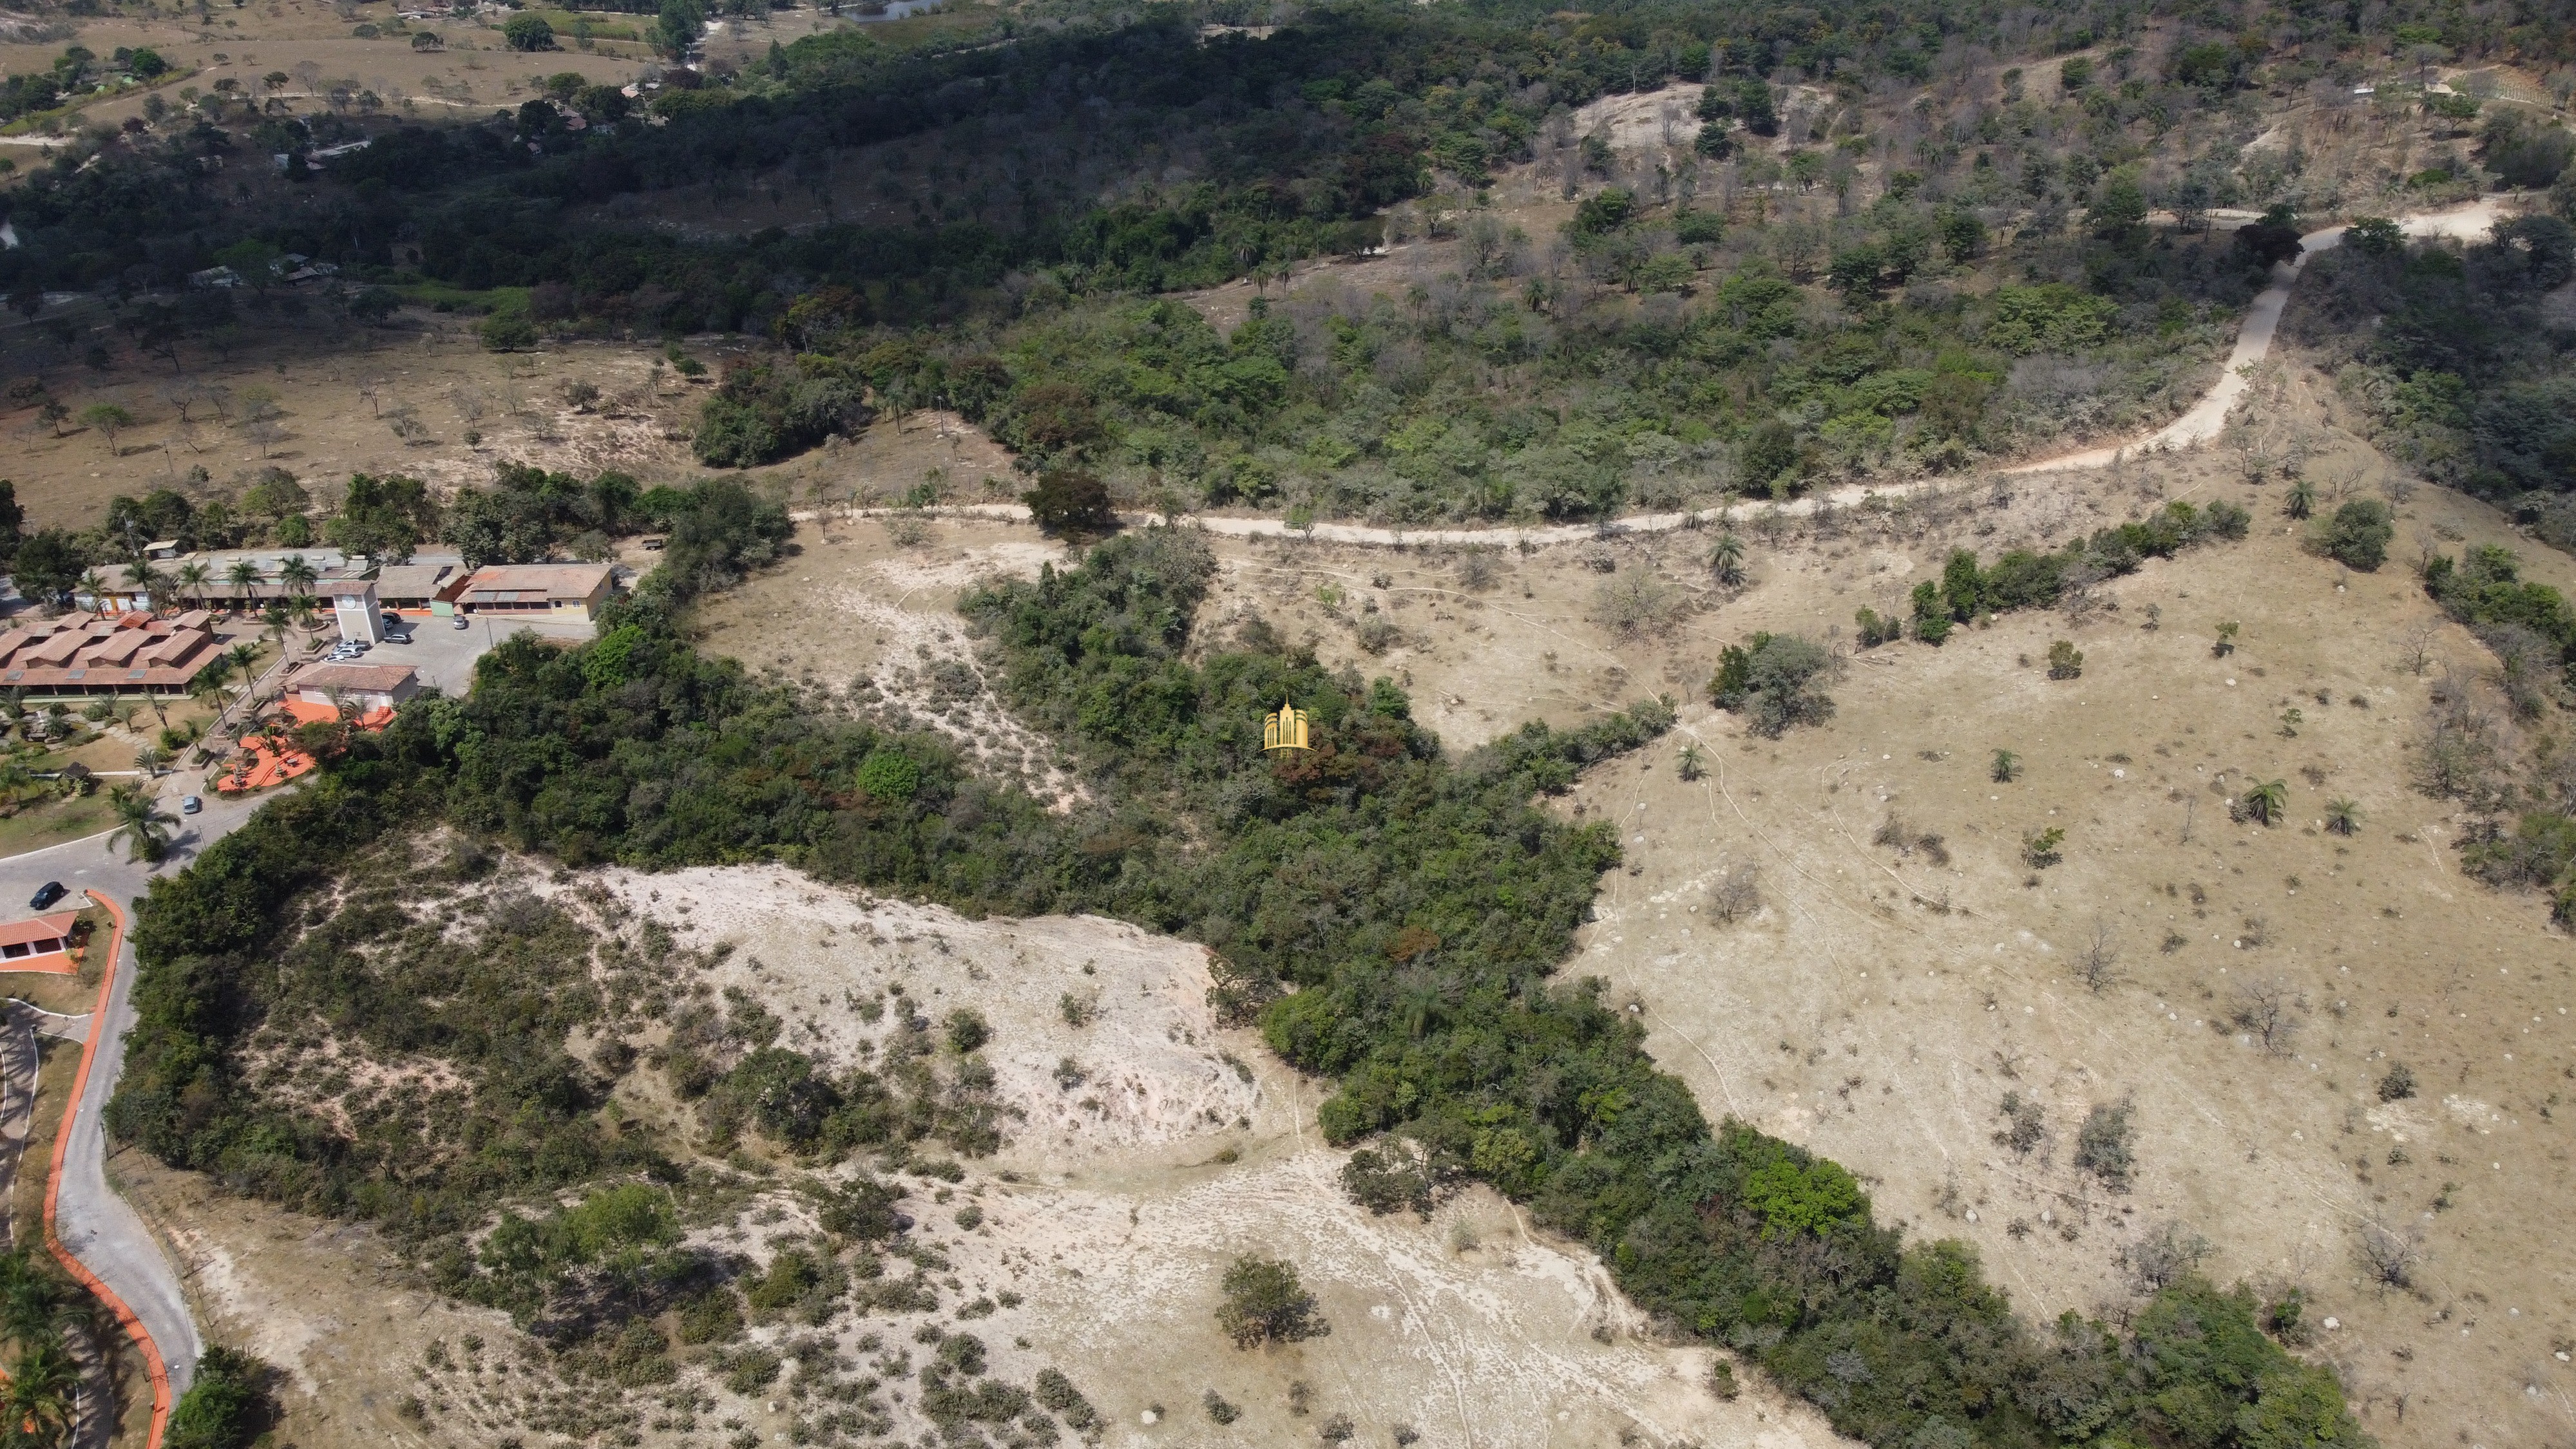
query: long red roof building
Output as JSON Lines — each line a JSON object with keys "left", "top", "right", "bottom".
{"left": 0, "top": 612, "right": 229, "bottom": 696}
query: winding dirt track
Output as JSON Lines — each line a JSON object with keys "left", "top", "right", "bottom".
{"left": 842, "top": 198, "right": 2510, "bottom": 549}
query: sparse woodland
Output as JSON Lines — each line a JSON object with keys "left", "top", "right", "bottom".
{"left": 113, "top": 524, "right": 2372, "bottom": 1448}
{"left": 12, "top": 0, "right": 2576, "bottom": 1443}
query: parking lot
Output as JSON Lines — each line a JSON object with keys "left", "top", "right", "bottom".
{"left": 309, "top": 612, "right": 599, "bottom": 698}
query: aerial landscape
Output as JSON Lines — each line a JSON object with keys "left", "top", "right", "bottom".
{"left": 0, "top": 0, "right": 2572, "bottom": 1444}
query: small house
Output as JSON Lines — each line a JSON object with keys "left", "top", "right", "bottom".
{"left": 455, "top": 562, "right": 616, "bottom": 622}
{"left": 293, "top": 662, "right": 420, "bottom": 714}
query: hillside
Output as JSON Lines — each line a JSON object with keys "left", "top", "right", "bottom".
{"left": 1, "top": 1, "right": 2573, "bottom": 1447}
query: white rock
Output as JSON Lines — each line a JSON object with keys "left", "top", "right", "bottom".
{"left": 2323, "top": 1316, "right": 2340, "bottom": 1331}
{"left": 1141, "top": 1409, "right": 1160, "bottom": 1425}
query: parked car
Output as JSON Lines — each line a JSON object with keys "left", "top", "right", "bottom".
{"left": 180, "top": 795, "right": 202, "bottom": 815}
{"left": 454, "top": 616, "right": 472, "bottom": 629}
{"left": 28, "top": 881, "right": 65, "bottom": 910}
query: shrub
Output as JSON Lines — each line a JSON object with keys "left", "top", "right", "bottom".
{"left": 165, "top": 1346, "right": 269, "bottom": 1449}
{"left": 1215, "top": 1255, "right": 1323, "bottom": 1348}
{"left": 2074, "top": 1101, "right": 2135, "bottom": 1189}
{"left": 1908, "top": 582, "right": 1951, "bottom": 643}
{"left": 1710, "top": 632, "right": 1837, "bottom": 736}
{"left": 1853, "top": 606, "right": 1903, "bottom": 648}
{"left": 1595, "top": 571, "right": 1683, "bottom": 638}
{"left": 1708, "top": 862, "right": 1760, "bottom": 921}
{"left": 944, "top": 1008, "right": 989, "bottom": 1054}
{"left": 2378, "top": 1062, "right": 2417, "bottom": 1102}
{"left": 2316, "top": 499, "right": 2394, "bottom": 571}
{"left": 1341, "top": 1140, "right": 1439, "bottom": 1216}
{"left": 676, "top": 1288, "right": 745, "bottom": 1345}
{"left": 2022, "top": 826, "right": 2065, "bottom": 867}
{"left": 478, "top": 312, "right": 537, "bottom": 352}
{"left": 1990, "top": 748, "right": 2019, "bottom": 782}
{"left": 1993, "top": 1093, "right": 2045, "bottom": 1155}
{"left": 2045, "top": 639, "right": 2083, "bottom": 678}
{"left": 2240, "top": 779, "right": 2288, "bottom": 825}
{"left": 721, "top": 1346, "right": 783, "bottom": 1394}
{"left": 858, "top": 748, "right": 921, "bottom": 802}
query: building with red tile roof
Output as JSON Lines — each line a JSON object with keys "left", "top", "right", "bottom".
{"left": 0, "top": 613, "right": 229, "bottom": 696}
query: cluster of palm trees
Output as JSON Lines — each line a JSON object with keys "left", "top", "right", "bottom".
{"left": 0, "top": 1251, "right": 84, "bottom": 1446}
{"left": 79, "top": 554, "right": 323, "bottom": 625}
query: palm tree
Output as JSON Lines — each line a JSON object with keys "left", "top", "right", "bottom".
{"left": 2325, "top": 797, "right": 2361, "bottom": 835}
{"left": 176, "top": 560, "right": 211, "bottom": 610}
{"left": 195, "top": 655, "right": 235, "bottom": 716}
{"left": 76, "top": 569, "right": 108, "bottom": 611}
{"left": 225, "top": 559, "right": 265, "bottom": 612}
{"left": 277, "top": 553, "right": 319, "bottom": 597}
{"left": 2285, "top": 478, "right": 2315, "bottom": 520}
{"left": 226, "top": 642, "right": 262, "bottom": 694}
{"left": 1677, "top": 743, "right": 1705, "bottom": 781}
{"left": 1710, "top": 532, "right": 1747, "bottom": 589}
{"left": 0, "top": 1336, "right": 77, "bottom": 1444}
{"left": 120, "top": 559, "right": 170, "bottom": 612}
{"left": 133, "top": 744, "right": 166, "bottom": 777}
{"left": 2242, "top": 778, "right": 2289, "bottom": 826}
{"left": 106, "top": 784, "right": 178, "bottom": 863}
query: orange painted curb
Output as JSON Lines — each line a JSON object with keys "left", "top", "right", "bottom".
{"left": 43, "top": 890, "right": 173, "bottom": 1449}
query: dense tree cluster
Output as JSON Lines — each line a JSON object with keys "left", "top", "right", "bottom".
{"left": 2293, "top": 211, "right": 2576, "bottom": 500}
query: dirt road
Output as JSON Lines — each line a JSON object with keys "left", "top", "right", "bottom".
{"left": 2003, "top": 196, "right": 2509, "bottom": 473}
{"left": 833, "top": 197, "right": 2514, "bottom": 551}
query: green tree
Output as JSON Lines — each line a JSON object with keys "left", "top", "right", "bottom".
{"left": 224, "top": 559, "right": 265, "bottom": 607}
{"left": 2317, "top": 500, "right": 2393, "bottom": 571}
{"left": 1709, "top": 633, "right": 1837, "bottom": 736}
{"left": 1023, "top": 468, "right": 1116, "bottom": 536}
{"left": 654, "top": 0, "right": 705, "bottom": 59}
{"left": 327, "top": 473, "right": 437, "bottom": 564}
{"left": 480, "top": 313, "right": 537, "bottom": 352}
{"left": 1215, "top": 1256, "right": 1322, "bottom": 1348}
{"left": 13, "top": 531, "right": 87, "bottom": 603}
{"left": 2345, "top": 215, "right": 2403, "bottom": 256}
{"left": 2089, "top": 175, "right": 2148, "bottom": 239}
{"left": 502, "top": 12, "right": 555, "bottom": 50}
{"left": 164, "top": 1345, "right": 269, "bottom": 1449}
{"left": 0, "top": 1337, "right": 77, "bottom": 1446}
{"left": 276, "top": 554, "right": 318, "bottom": 598}
{"left": 79, "top": 402, "right": 135, "bottom": 454}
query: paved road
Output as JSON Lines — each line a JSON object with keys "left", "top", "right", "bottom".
{"left": 0, "top": 788, "right": 270, "bottom": 1403}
